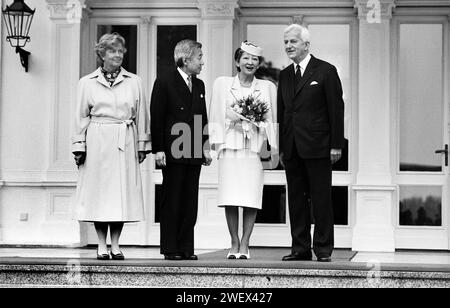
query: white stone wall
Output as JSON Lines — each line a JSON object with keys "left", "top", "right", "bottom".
{"left": 0, "top": 0, "right": 83, "bottom": 245}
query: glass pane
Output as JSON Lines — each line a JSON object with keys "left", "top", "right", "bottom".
{"left": 157, "top": 25, "right": 197, "bottom": 78}
{"left": 399, "top": 24, "right": 443, "bottom": 172}
{"left": 247, "top": 25, "right": 289, "bottom": 171}
{"left": 247, "top": 24, "right": 351, "bottom": 171}
{"left": 97, "top": 25, "right": 137, "bottom": 73}
{"left": 309, "top": 25, "right": 350, "bottom": 172}
{"left": 399, "top": 186, "right": 442, "bottom": 226}
{"left": 256, "top": 185, "right": 287, "bottom": 224}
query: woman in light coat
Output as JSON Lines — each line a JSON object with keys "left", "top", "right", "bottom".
{"left": 209, "top": 42, "right": 277, "bottom": 259}
{"left": 72, "top": 33, "right": 151, "bottom": 260}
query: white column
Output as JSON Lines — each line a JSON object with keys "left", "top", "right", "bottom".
{"left": 46, "top": 0, "right": 86, "bottom": 182}
{"left": 197, "top": 0, "right": 238, "bottom": 98}
{"left": 351, "top": 0, "right": 396, "bottom": 252}
{"left": 0, "top": 0, "right": 3, "bottom": 243}
{"left": 43, "top": 0, "right": 88, "bottom": 246}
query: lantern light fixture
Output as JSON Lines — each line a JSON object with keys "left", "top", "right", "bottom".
{"left": 2, "top": 0, "right": 35, "bottom": 72}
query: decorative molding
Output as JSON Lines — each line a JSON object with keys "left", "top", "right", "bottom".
{"left": 197, "top": 0, "right": 239, "bottom": 19}
{"left": 47, "top": 192, "right": 73, "bottom": 220}
{"left": 352, "top": 185, "right": 397, "bottom": 191}
{"left": 240, "top": 0, "right": 354, "bottom": 8}
{"left": 86, "top": 0, "right": 198, "bottom": 9}
{"left": 140, "top": 16, "right": 152, "bottom": 24}
{"left": 292, "top": 15, "right": 305, "bottom": 25}
{"left": 46, "top": 0, "right": 90, "bottom": 21}
{"left": 396, "top": 0, "right": 450, "bottom": 7}
{"left": 354, "top": 0, "right": 396, "bottom": 20}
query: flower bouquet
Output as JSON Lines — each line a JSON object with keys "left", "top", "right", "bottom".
{"left": 230, "top": 94, "right": 270, "bottom": 132}
{"left": 228, "top": 94, "right": 270, "bottom": 152}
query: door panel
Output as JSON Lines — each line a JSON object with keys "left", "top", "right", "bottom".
{"left": 394, "top": 20, "right": 449, "bottom": 250}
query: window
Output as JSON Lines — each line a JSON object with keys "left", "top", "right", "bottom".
{"left": 398, "top": 24, "right": 443, "bottom": 172}
{"left": 399, "top": 186, "right": 442, "bottom": 226}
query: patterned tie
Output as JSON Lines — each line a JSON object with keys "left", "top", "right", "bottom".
{"left": 294, "top": 64, "right": 302, "bottom": 93}
{"left": 187, "top": 75, "right": 192, "bottom": 92}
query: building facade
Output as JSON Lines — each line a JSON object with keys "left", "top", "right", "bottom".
{"left": 0, "top": 0, "right": 449, "bottom": 252}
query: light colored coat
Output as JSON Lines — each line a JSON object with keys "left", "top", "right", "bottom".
{"left": 71, "top": 67, "right": 150, "bottom": 222}
{"left": 208, "top": 75, "right": 277, "bottom": 156}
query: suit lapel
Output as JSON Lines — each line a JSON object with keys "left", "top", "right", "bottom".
{"left": 294, "top": 56, "right": 317, "bottom": 98}
{"left": 174, "top": 70, "right": 193, "bottom": 104}
{"left": 229, "top": 75, "right": 240, "bottom": 101}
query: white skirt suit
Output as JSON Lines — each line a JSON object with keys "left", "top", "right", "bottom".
{"left": 209, "top": 75, "right": 277, "bottom": 209}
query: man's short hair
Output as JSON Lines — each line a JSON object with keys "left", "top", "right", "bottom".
{"left": 284, "top": 24, "right": 311, "bottom": 43}
{"left": 174, "top": 39, "right": 203, "bottom": 67}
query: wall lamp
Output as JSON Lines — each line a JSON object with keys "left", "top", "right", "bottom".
{"left": 2, "top": 0, "right": 35, "bottom": 72}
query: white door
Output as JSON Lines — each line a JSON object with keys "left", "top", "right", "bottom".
{"left": 393, "top": 18, "right": 449, "bottom": 250}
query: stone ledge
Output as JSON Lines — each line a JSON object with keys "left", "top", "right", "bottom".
{"left": 1, "top": 262, "right": 450, "bottom": 288}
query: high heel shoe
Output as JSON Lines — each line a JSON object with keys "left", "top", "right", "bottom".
{"left": 239, "top": 250, "right": 251, "bottom": 260}
{"left": 97, "top": 249, "right": 110, "bottom": 260}
{"left": 110, "top": 251, "right": 125, "bottom": 260}
{"left": 227, "top": 251, "right": 240, "bottom": 260}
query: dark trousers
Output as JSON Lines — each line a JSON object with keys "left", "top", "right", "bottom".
{"left": 160, "top": 163, "right": 202, "bottom": 255}
{"left": 284, "top": 145, "right": 334, "bottom": 257}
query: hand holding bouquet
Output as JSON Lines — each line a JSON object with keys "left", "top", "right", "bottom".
{"left": 229, "top": 94, "right": 270, "bottom": 134}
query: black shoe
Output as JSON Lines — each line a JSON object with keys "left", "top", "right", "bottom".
{"left": 282, "top": 252, "right": 312, "bottom": 261}
{"left": 97, "top": 250, "right": 110, "bottom": 260}
{"left": 110, "top": 251, "right": 125, "bottom": 260}
{"left": 183, "top": 254, "right": 198, "bottom": 261}
{"left": 164, "top": 253, "right": 183, "bottom": 260}
{"left": 317, "top": 255, "right": 332, "bottom": 262}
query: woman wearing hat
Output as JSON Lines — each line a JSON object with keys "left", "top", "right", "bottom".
{"left": 209, "top": 42, "right": 277, "bottom": 260}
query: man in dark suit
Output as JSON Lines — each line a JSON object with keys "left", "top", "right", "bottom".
{"left": 150, "top": 39, "right": 212, "bottom": 261}
{"left": 278, "top": 24, "right": 345, "bottom": 262}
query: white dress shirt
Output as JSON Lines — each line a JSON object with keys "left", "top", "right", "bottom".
{"left": 296, "top": 53, "right": 311, "bottom": 75}
{"left": 177, "top": 67, "right": 191, "bottom": 89}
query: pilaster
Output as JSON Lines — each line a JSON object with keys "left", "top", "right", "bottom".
{"left": 197, "top": 0, "right": 239, "bottom": 98}
{"left": 352, "top": 0, "right": 396, "bottom": 251}
{"left": 44, "top": 0, "right": 88, "bottom": 246}
{"left": 46, "top": 0, "right": 87, "bottom": 181}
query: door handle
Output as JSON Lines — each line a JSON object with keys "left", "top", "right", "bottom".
{"left": 435, "top": 144, "right": 448, "bottom": 166}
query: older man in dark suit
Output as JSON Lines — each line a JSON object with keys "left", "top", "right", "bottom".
{"left": 150, "top": 39, "right": 212, "bottom": 261}
{"left": 278, "top": 24, "right": 345, "bottom": 262}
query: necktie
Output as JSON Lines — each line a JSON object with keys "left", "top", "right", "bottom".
{"left": 187, "top": 75, "right": 192, "bottom": 92}
{"left": 294, "top": 64, "right": 302, "bottom": 93}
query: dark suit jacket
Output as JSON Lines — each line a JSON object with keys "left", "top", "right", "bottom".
{"left": 150, "top": 68, "right": 209, "bottom": 165}
{"left": 277, "top": 55, "right": 345, "bottom": 159}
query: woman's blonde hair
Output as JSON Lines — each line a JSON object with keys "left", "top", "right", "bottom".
{"left": 94, "top": 32, "right": 127, "bottom": 65}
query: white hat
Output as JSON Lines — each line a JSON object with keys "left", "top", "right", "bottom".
{"left": 240, "top": 41, "right": 263, "bottom": 57}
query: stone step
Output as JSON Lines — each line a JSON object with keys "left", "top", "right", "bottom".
{"left": 1, "top": 248, "right": 450, "bottom": 288}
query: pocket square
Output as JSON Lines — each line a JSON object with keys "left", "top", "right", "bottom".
{"left": 310, "top": 81, "right": 318, "bottom": 86}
